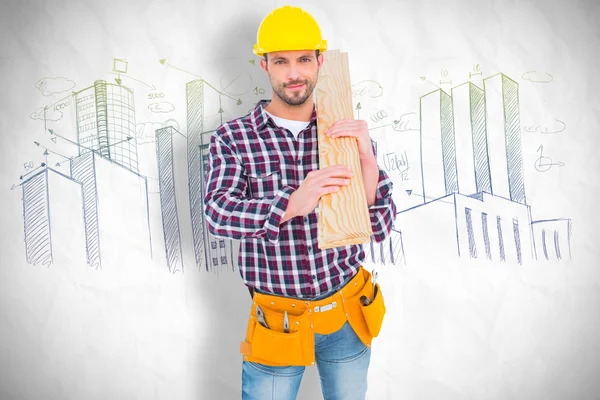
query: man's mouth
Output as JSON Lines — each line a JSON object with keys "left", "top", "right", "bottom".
{"left": 286, "top": 82, "right": 305, "bottom": 90}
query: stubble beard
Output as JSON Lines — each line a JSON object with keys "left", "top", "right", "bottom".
{"left": 270, "top": 75, "right": 317, "bottom": 107}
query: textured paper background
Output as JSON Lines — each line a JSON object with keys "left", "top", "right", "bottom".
{"left": 1, "top": 0, "right": 599, "bottom": 399}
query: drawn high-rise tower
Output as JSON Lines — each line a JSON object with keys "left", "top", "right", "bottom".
{"left": 186, "top": 80, "right": 207, "bottom": 270}
{"left": 483, "top": 73, "right": 525, "bottom": 203}
{"left": 186, "top": 79, "right": 235, "bottom": 273}
{"left": 74, "top": 80, "right": 139, "bottom": 173}
{"left": 419, "top": 89, "right": 457, "bottom": 201}
{"left": 452, "top": 82, "right": 491, "bottom": 195}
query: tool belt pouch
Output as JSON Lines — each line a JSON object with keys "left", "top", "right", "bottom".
{"left": 240, "top": 303, "right": 313, "bottom": 367}
{"left": 344, "top": 275, "right": 386, "bottom": 346}
{"left": 361, "top": 283, "right": 386, "bottom": 337}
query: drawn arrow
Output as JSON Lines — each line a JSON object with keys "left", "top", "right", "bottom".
{"left": 159, "top": 58, "right": 242, "bottom": 104}
{"left": 107, "top": 72, "right": 156, "bottom": 90}
{"left": 108, "top": 136, "right": 133, "bottom": 148}
{"left": 20, "top": 163, "right": 46, "bottom": 180}
{"left": 34, "top": 141, "right": 71, "bottom": 161}
{"left": 249, "top": 60, "right": 256, "bottom": 65}
{"left": 47, "top": 129, "right": 96, "bottom": 154}
{"left": 355, "top": 102, "right": 361, "bottom": 119}
{"left": 406, "top": 190, "right": 412, "bottom": 196}
{"left": 420, "top": 76, "right": 441, "bottom": 90}
{"left": 369, "top": 123, "right": 392, "bottom": 131}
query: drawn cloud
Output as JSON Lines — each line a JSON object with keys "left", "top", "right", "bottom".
{"left": 148, "top": 102, "right": 175, "bottom": 113}
{"left": 135, "top": 119, "right": 181, "bottom": 144}
{"left": 392, "top": 112, "right": 419, "bottom": 132}
{"left": 36, "top": 77, "right": 76, "bottom": 96}
{"left": 351, "top": 80, "right": 383, "bottom": 98}
{"left": 524, "top": 119, "right": 566, "bottom": 134}
{"left": 30, "top": 106, "right": 63, "bottom": 121}
{"left": 522, "top": 71, "right": 553, "bottom": 83}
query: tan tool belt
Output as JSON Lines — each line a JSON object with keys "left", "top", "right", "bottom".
{"left": 240, "top": 266, "right": 386, "bottom": 367}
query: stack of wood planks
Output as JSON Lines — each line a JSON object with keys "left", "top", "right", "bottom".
{"left": 315, "top": 49, "right": 373, "bottom": 249}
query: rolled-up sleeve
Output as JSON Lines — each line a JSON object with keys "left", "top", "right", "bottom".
{"left": 203, "top": 129, "right": 293, "bottom": 244}
{"left": 368, "top": 167, "right": 397, "bottom": 243}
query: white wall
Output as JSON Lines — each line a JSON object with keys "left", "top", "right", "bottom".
{"left": 1, "top": 0, "right": 599, "bottom": 399}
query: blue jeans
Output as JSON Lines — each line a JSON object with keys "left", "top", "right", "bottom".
{"left": 241, "top": 321, "right": 371, "bottom": 400}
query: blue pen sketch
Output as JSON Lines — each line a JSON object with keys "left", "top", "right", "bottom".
{"left": 16, "top": 59, "right": 571, "bottom": 274}
{"left": 186, "top": 79, "right": 238, "bottom": 273}
{"left": 20, "top": 79, "right": 152, "bottom": 269}
{"left": 370, "top": 71, "right": 571, "bottom": 266}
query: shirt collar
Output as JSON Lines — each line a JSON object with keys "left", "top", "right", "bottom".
{"left": 251, "top": 99, "right": 317, "bottom": 131}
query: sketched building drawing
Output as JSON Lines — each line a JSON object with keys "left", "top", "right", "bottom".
{"left": 363, "top": 229, "right": 405, "bottom": 266}
{"left": 531, "top": 219, "right": 572, "bottom": 261}
{"left": 378, "top": 72, "right": 569, "bottom": 266}
{"left": 155, "top": 125, "right": 192, "bottom": 274}
{"left": 75, "top": 80, "right": 139, "bottom": 173}
{"left": 186, "top": 79, "right": 235, "bottom": 273}
{"left": 22, "top": 168, "right": 86, "bottom": 266}
{"left": 22, "top": 80, "right": 151, "bottom": 270}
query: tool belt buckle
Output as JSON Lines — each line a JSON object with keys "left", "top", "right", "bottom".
{"left": 314, "top": 301, "right": 337, "bottom": 313}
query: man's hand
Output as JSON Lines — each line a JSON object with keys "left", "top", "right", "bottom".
{"left": 325, "top": 119, "right": 374, "bottom": 161}
{"left": 283, "top": 165, "right": 353, "bottom": 222}
{"left": 324, "top": 119, "right": 379, "bottom": 206}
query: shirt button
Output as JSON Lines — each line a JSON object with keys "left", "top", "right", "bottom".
{"left": 297, "top": 159, "right": 302, "bottom": 165}
{"left": 307, "top": 246, "right": 312, "bottom": 252}
{"left": 303, "top": 217, "right": 309, "bottom": 223}
{"left": 312, "top": 274, "right": 316, "bottom": 279}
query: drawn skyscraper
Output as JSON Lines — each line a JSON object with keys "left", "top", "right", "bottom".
{"left": 156, "top": 126, "right": 185, "bottom": 274}
{"left": 186, "top": 79, "right": 207, "bottom": 269}
{"left": 398, "top": 72, "right": 534, "bottom": 266}
{"left": 21, "top": 168, "right": 86, "bottom": 266}
{"left": 451, "top": 82, "right": 491, "bottom": 195}
{"left": 420, "top": 89, "right": 457, "bottom": 201}
{"left": 186, "top": 79, "right": 235, "bottom": 273}
{"left": 70, "top": 151, "right": 151, "bottom": 269}
{"left": 483, "top": 73, "right": 525, "bottom": 203}
{"left": 74, "top": 80, "right": 139, "bottom": 173}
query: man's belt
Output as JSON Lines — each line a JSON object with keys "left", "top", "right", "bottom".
{"left": 240, "top": 266, "right": 386, "bottom": 367}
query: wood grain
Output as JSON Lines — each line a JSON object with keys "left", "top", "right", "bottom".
{"left": 316, "top": 49, "right": 373, "bottom": 249}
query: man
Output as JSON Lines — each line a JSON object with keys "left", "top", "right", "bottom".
{"left": 204, "top": 5, "right": 397, "bottom": 399}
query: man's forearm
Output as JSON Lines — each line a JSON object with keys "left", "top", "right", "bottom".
{"left": 360, "top": 153, "right": 379, "bottom": 207}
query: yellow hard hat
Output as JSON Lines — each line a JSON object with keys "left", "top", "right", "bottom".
{"left": 253, "top": 5, "right": 328, "bottom": 56}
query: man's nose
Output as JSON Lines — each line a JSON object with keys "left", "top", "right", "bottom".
{"left": 287, "top": 62, "right": 302, "bottom": 80}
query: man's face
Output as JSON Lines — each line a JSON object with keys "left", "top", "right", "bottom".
{"left": 260, "top": 50, "right": 323, "bottom": 106}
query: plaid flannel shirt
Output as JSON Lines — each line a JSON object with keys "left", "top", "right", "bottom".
{"left": 204, "top": 100, "right": 397, "bottom": 299}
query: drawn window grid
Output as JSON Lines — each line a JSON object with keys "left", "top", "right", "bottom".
{"left": 541, "top": 229, "right": 547, "bottom": 260}
{"left": 481, "top": 212, "right": 492, "bottom": 260}
{"left": 513, "top": 218, "right": 522, "bottom": 265}
{"left": 465, "top": 207, "right": 477, "bottom": 258}
{"left": 77, "top": 113, "right": 95, "bottom": 123}
{"left": 497, "top": 216, "right": 505, "bottom": 262}
{"left": 76, "top": 94, "right": 94, "bottom": 104}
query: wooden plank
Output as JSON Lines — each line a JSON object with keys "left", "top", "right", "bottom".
{"left": 316, "top": 49, "right": 373, "bottom": 249}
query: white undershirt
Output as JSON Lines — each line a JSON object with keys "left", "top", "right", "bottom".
{"left": 265, "top": 110, "right": 310, "bottom": 139}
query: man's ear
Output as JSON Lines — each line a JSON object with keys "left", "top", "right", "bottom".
{"left": 260, "top": 58, "right": 268, "bottom": 73}
{"left": 317, "top": 53, "right": 325, "bottom": 68}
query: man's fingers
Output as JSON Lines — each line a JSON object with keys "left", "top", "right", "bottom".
{"left": 318, "top": 186, "right": 340, "bottom": 196}
{"left": 309, "top": 165, "right": 353, "bottom": 179}
{"left": 322, "top": 178, "right": 351, "bottom": 187}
